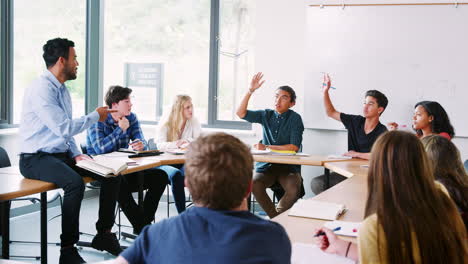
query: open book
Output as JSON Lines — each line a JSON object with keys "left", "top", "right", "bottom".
{"left": 76, "top": 156, "right": 128, "bottom": 177}
{"left": 288, "top": 200, "right": 346, "bottom": 220}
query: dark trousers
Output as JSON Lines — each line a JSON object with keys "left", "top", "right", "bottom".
{"left": 19, "top": 152, "right": 121, "bottom": 247}
{"left": 118, "top": 168, "right": 168, "bottom": 227}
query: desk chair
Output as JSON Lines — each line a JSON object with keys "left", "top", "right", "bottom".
{"left": 0, "top": 147, "right": 62, "bottom": 260}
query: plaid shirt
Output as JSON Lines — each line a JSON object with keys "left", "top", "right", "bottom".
{"left": 86, "top": 112, "right": 147, "bottom": 155}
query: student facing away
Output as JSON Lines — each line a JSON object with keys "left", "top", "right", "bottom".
{"left": 236, "top": 72, "right": 304, "bottom": 218}
{"left": 314, "top": 131, "right": 467, "bottom": 264}
{"left": 422, "top": 135, "right": 468, "bottom": 229}
{"left": 103, "top": 133, "right": 292, "bottom": 264}
{"left": 311, "top": 74, "right": 388, "bottom": 195}
{"left": 388, "top": 100, "right": 455, "bottom": 140}
{"left": 155, "top": 94, "right": 202, "bottom": 214}
{"left": 86, "top": 85, "right": 169, "bottom": 234}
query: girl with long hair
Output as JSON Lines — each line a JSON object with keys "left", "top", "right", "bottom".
{"left": 422, "top": 135, "right": 468, "bottom": 229}
{"left": 155, "top": 95, "right": 201, "bottom": 213}
{"left": 315, "top": 131, "right": 467, "bottom": 263}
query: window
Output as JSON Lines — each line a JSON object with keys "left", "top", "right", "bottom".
{"left": 103, "top": 0, "right": 210, "bottom": 124}
{"left": 217, "top": 0, "right": 255, "bottom": 122}
{"left": 13, "top": 0, "right": 86, "bottom": 123}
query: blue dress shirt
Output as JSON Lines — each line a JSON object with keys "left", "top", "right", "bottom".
{"left": 19, "top": 70, "right": 99, "bottom": 158}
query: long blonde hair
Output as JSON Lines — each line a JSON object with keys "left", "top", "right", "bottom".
{"left": 164, "top": 95, "right": 192, "bottom": 141}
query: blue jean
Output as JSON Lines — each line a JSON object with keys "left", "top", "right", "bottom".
{"left": 158, "top": 165, "right": 185, "bottom": 213}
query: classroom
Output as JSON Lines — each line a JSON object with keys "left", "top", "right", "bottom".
{"left": 0, "top": 0, "right": 467, "bottom": 263}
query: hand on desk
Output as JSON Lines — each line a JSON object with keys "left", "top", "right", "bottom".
{"left": 176, "top": 139, "right": 189, "bottom": 149}
{"left": 75, "top": 154, "right": 92, "bottom": 163}
{"left": 314, "top": 227, "right": 345, "bottom": 254}
{"left": 129, "top": 139, "right": 144, "bottom": 151}
{"left": 253, "top": 143, "right": 267, "bottom": 150}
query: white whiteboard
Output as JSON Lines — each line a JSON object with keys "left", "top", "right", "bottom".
{"left": 304, "top": 5, "right": 468, "bottom": 136}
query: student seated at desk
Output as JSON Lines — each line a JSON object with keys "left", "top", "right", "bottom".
{"left": 19, "top": 38, "right": 123, "bottom": 263}
{"left": 388, "top": 101, "right": 454, "bottom": 140}
{"left": 155, "top": 94, "right": 201, "bottom": 214}
{"left": 315, "top": 131, "right": 468, "bottom": 264}
{"left": 105, "top": 133, "right": 291, "bottom": 264}
{"left": 236, "top": 72, "right": 304, "bottom": 218}
{"left": 311, "top": 74, "right": 388, "bottom": 195}
{"left": 422, "top": 135, "right": 468, "bottom": 229}
{"left": 87, "top": 85, "right": 168, "bottom": 234}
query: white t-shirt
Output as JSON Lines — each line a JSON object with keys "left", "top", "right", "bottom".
{"left": 155, "top": 117, "right": 202, "bottom": 151}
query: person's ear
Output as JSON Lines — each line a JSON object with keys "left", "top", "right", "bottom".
{"left": 378, "top": 106, "right": 384, "bottom": 115}
{"left": 428, "top": 115, "right": 434, "bottom": 122}
{"left": 244, "top": 180, "right": 253, "bottom": 199}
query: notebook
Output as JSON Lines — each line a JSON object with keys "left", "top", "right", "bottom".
{"left": 292, "top": 243, "right": 355, "bottom": 264}
{"left": 288, "top": 200, "right": 346, "bottom": 220}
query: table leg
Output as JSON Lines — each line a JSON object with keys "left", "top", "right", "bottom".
{"left": 41, "top": 192, "right": 47, "bottom": 264}
{"left": 325, "top": 168, "right": 330, "bottom": 189}
{"left": 1, "top": 200, "right": 10, "bottom": 259}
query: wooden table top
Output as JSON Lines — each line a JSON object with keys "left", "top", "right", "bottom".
{"left": 0, "top": 166, "right": 93, "bottom": 201}
{"left": 251, "top": 154, "right": 355, "bottom": 166}
{"left": 122, "top": 153, "right": 185, "bottom": 175}
{"left": 324, "top": 159, "right": 369, "bottom": 178}
{"left": 273, "top": 160, "right": 369, "bottom": 244}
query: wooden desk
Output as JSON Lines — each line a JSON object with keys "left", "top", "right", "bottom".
{"left": 273, "top": 160, "right": 369, "bottom": 244}
{"left": 252, "top": 154, "right": 359, "bottom": 188}
{"left": 324, "top": 160, "right": 369, "bottom": 178}
{"left": 252, "top": 154, "right": 353, "bottom": 166}
{"left": 0, "top": 166, "right": 94, "bottom": 264}
{"left": 122, "top": 153, "right": 185, "bottom": 175}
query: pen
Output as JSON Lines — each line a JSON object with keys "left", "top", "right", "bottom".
{"left": 322, "top": 83, "right": 337, "bottom": 89}
{"left": 129, "top": 139, "right": 141, "bottom": 145}
{"left": 314, "top": 226, "right": 341, "bottom": 237}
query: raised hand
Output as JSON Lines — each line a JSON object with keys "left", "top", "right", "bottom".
{"left": 322, "top": 73, "right": 332, "bottom": 93}
{"left": 249, "top": 72, "right": 265, "bottom": 94}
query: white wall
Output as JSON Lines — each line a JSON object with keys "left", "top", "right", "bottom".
{"left": 254, "top": 0, "right": 468, "bottom": 197}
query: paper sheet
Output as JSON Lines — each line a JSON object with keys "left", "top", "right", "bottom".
{"left": 292, "top": 243, "right": 355, "bottom": 264}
